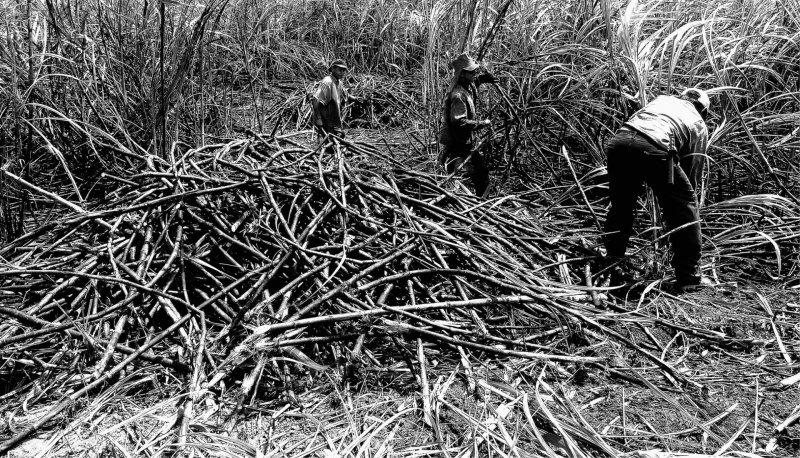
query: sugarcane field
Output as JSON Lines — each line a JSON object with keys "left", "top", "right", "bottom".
{"left": 2, "top": 0, "right": 800, "bottom": 456}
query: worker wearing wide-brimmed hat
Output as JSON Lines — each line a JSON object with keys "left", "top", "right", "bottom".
{"left": 603, "top": 88, "right": 713, "bottom": 293}
{"left": 312, "top": 59, "right": 359, "bottom": 138}
{"left": 438, "top": 52, "right": 497, "bottom": 197}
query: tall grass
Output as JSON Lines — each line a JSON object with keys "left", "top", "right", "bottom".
{"left": 0, "top": 0, "right": 798, "bottom": 238}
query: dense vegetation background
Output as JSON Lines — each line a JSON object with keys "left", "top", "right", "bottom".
{"left": 2, "top": 0, "right": 798, "bottom": 239}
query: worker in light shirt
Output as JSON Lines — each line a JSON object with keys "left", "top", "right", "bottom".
{"left": 603, "top": 88, "right": 713, "bottom": 293}
{"left": 312, "top": 59, "right": 362, "bottom": 139}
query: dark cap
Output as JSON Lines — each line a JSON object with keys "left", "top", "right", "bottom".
{"left": 329, "top": 59, "right": 348, "bottom": 71}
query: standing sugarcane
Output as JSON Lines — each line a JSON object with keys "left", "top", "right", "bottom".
{"left": 602, "top": 88, "right": 714, "bottom": 293}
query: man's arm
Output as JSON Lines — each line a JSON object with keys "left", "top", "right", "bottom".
{"left": 313, "top": 78, "right": 333, "bottom": 127}
{"left": 680, "top": 122, "right": 709, "bottom": 190}
{"left": 311, "top": 98, "right": 323, "bottom": 126}
{"left": 450, "top": 93, "right": 489, "bottom": 130}
{"left": 343, "top": 86, "right": 366, "bottom": 104}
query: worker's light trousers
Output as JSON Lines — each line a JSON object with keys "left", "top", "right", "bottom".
{"left": 603, "top": 128, "right": 702, "bottom": 283}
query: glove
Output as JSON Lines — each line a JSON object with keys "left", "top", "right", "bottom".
{"left": 478, "top": 72, "right": 498, "bottom": 85}
{"left": 477, "top": 119, "right": 492, "bottom": 129}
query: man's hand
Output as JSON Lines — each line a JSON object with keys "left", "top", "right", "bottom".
{"left": 477, "top": 72, "right": 498, "bottom": 85}
{"left": 477, "top": 119, "right": 492, "bottom": 129}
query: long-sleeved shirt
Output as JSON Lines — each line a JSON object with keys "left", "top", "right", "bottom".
{"left": 313, "top": 75, "right": 348, "bottom": 129}
{"left": 624, "top": 95, "right": 708, "bottom": 187}
{"left": 439, "top": 83, "right": 483, "bottom": 146}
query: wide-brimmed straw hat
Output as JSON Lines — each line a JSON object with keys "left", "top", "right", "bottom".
{"left": 450, "top": 53, "right": 480, "bottom": 73}
{"left": 329, "top": 59, "right": 348, "bottom": 71}
{"left": 681, "top": 88, "right": 711, "bottom": 110}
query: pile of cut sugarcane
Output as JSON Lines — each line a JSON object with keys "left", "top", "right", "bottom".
{"left": 0, "top": 132, "right": 794, "bottom": 454}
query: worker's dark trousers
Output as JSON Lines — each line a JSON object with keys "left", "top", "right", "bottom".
{"left": 441, "top": 144, "right": 490, "bottom": 197}
{"left": 604, "top": 128, "right": 702, "bottom": 282}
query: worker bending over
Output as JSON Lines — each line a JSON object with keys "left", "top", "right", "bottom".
{"left": 603, "top": 88, "right": 713, "bottom": 293}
